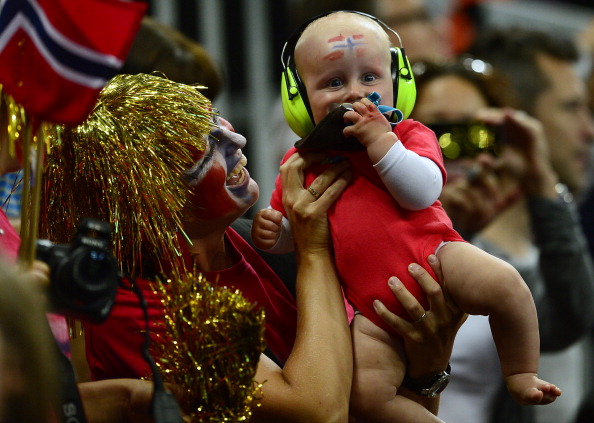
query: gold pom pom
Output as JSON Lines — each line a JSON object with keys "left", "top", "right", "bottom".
{"left": 152, "top": 273, "right": 266, "bottom": 421}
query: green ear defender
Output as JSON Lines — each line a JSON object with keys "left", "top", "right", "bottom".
{"left": 391, "top": 46, "right": 416, "bottom": 121}
{"left": 280, "top": 10, "right": 417, "bottom": 139}
{"left": 281, "top": 63, "right": 315, "bottom": 139}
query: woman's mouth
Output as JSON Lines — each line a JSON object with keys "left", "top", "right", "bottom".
{"left": 226, "top": 154, "right": 247, "bottom": 186}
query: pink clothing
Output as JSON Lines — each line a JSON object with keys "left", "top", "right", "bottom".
{"left": 0, "top": 208, "right": 71, "bottom": 355}
{"left": 0, "top": 208, "right": 20, "bottom": 262}
{"left": 84, "top": 227, "right": 299, "bottom": 380}
{"left": 271, "top": 120, "right": 464, "bottom": 334}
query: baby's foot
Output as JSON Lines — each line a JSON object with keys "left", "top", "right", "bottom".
{"left": 505, "top": 373, "right": 562, "bottom": 405}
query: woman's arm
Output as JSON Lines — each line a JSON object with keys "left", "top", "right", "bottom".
{"left": 251, "top": 152, "right": 353, "bottom": 423}
{"left": 79, "top": 379, "right": 188, "bottom": 423}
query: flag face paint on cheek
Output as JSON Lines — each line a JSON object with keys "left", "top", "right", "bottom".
{"left": 187, "top": 161, "right": 238, "bottom": 220}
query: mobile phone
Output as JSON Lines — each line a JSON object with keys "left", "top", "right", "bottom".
{"left": 427, "top": 121, "right": 502, "bottom": 160}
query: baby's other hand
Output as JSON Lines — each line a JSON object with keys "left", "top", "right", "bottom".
{"left": 252, "top": 208, "right": 283, "bottom": 250}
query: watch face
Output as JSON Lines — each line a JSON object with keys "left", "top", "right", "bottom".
{"left": 423, "top": 375, "right": 450, "bottom": 398}
{"left": 403, "top": 363, "right": 451, "bottom": 398}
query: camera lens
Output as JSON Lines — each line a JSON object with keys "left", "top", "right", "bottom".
{"left": 70, "top": 248, "right": 118, "bottom": 297}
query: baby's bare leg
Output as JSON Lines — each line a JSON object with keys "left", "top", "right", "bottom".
{"left": 350, "top": 314, "right": 445, "bottom": 422}
{"left": 437, "top": 242, "right": 561, "bottom": 405}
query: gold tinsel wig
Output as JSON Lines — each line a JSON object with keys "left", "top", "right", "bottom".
{"left": 39, "top": 74, "right": 267, "bottom": 420}
{"left": 39, "top": 73, "right": 215, "bottom": 277}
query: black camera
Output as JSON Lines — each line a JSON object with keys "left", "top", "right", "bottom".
{"left": 428, "top": 121, "right": 503, "bottom": 160}
{"left": 36, "top": 218, "right": 119, "bottom": 323}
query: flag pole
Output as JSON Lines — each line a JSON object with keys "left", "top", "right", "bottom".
{"left": 28, "top": 126, "right": 44, "bottom": 265}
{"left": 18, "top": 119, "right": 32, "bottom": 269}
{"left": 18, "top": 121, "right": 45, "bottom": 269}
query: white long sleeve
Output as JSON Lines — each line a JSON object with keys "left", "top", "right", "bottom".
{"left": 373, "top": 141, "right": 443, "bottom": 210}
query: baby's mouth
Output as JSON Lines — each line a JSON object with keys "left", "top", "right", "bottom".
{"left": 226, "top": 155, "right": 247, "bottom": 186}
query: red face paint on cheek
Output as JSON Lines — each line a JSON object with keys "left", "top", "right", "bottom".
{"left": 187, "top": 161, "right": 237, "bottom": 220}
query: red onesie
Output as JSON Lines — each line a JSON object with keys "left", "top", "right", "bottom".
{"left": 83, "top": 228, "right": 298, "bottom": 380}
{"left": 270, "top": 119, "right": 465, "bottom": 334}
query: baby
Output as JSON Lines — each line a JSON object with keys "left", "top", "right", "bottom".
{"left": 252, "top": 10, "right": 561, "bottom": 423}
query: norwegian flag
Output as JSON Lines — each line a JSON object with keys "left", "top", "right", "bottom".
{"left": 0, "top": 0, "right": 146, "bottom": 125}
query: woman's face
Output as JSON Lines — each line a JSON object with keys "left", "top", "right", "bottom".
{"left": 413, "top": 74, "right": 487, "bottom": 124}
{"left": 184, "top": 117, "right": 259, "bottom": 223}
{"left": 412, "top": 74, "right": 491, "bottom": 181}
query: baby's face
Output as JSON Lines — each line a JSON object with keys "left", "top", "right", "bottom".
{"left": 295, "top": 13, "right": 394, "bottom": 125}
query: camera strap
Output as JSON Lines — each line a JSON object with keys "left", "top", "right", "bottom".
{"left": 55, "top": 340, "right": 88, "bottom": 423}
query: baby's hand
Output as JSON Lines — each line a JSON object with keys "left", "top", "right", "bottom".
{"left": 343, "top": 98, "right": 392, "bottom": 148}
{"left": 252, "top": 208, "right": 284, "bottom": 250}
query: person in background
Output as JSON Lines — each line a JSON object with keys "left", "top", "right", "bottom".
{"left": 410, "top": 27, "right": 594, "bottom": 423}
{"left": 121, "top": 16, "right": 223, "bottom": 101}
{"left": 364, "top": 0, "right": 453, "bottom": 63}
{"left": 466, "top": 27, "right": 594, "bottom": 423}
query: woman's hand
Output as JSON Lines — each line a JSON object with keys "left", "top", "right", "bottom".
{"left": 440, "top": 162, "right": 512, "bottom": 238}
{"left": 279, "top": 152, "right": 351, "bottom": 257}
{"left": 475, "top": 107, "right": 559, "bottom": 199}
{"left": 440, "top": 107, "right": 559, "bottom": 237}
{"left": 373, "top": 254, "right": 467, "bottom": 379}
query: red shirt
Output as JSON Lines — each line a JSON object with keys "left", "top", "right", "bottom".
{"left": 84, "top": 228, "right": 298, "bottom": 380}
{"left": 271, "top": 120, "right": 464, "bottom": 334}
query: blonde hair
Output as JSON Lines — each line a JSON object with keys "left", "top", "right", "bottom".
{"left": 40, "top": 73, "right": 216, "bottom": 278}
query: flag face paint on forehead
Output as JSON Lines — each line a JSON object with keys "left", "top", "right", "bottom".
{"left": 0, "top": 0, "right": 146, "bottom": 125}
{"left": 322, "top": 34, "right": 367, "bottom": 61}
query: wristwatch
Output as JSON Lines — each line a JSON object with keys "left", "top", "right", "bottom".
{"left": 402, "top": 363, "right": 451, "bottom": 398}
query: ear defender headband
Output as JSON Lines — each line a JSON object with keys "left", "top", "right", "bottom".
{"left": 281, "top": 10, "right": 417, "bottom": 138}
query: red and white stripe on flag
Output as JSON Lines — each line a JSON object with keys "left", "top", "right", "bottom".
{"left": 0, "top": 0, "right": 146, "bottom": 125}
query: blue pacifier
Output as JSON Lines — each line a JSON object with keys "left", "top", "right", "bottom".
{"left": 367, "top": 92, "right": 403, "bottom": 125}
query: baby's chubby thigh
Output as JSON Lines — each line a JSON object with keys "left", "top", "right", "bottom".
{"left": 436, "top": 241, "right": 526, "bottom": 316}
{"left": 350, "top": 313, "right": 407, "bottom": 412}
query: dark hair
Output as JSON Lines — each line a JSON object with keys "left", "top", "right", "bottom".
{"left": 121, "top": 17, "right": 223, "bottom": 101}
{"left": 467, "top": 27, "right": 579, "bottom": 114}
{"left": 412, "top": 56, "right": 511, "bottom": 109}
